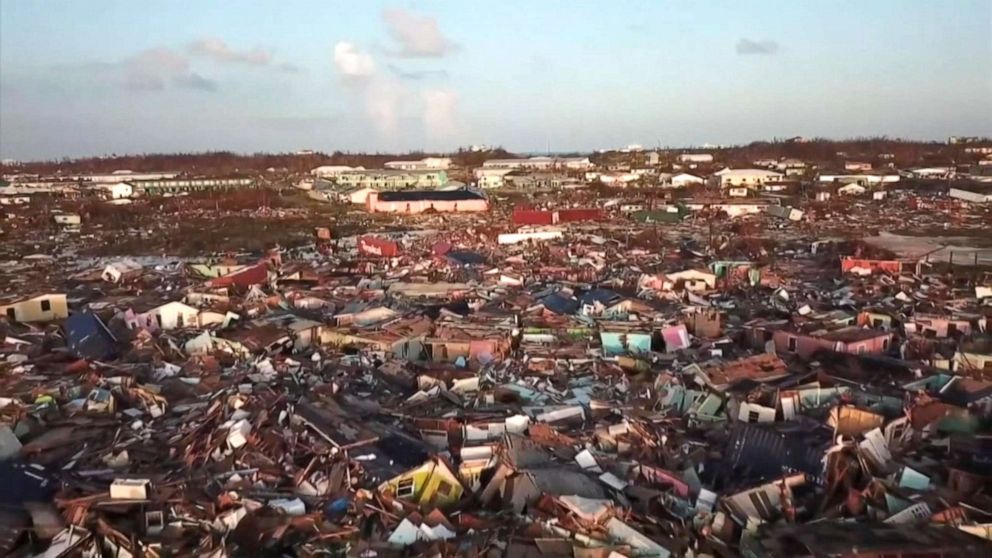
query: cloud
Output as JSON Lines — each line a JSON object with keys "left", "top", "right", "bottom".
{"left": 382, "top": 8, "right": 458, "bottom": 58}
{"left": 123, "top": 73, "right": 166, "bottom": 91}
{"left": 128, "top": 47, "right": 190, "bottom": 73}
{"left": 367, "top": 80, "right": 402, "bottom": 136}
{"left": 334, "top": 42, "right": 376, "bottom": 79}
{"left": 173, "top": 72, "right": 218, "bottom": 91}
{"left": 387, "top": 64, "right": 448, "bottom": 81}
{"left": 422, "top": 88, "right": 459, "bottom": 139}
{"left": 188, "top": 38, "right": 273, "bottom": 65}
{"left": 736, "top": 38, "right": 781, "bottom": 55}
{"left": 110, "top": 47, "right": 215, "bottom": 93}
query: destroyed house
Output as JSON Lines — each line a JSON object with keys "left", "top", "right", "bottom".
{"left": 206, "top": 261, "right": 269, "bottom": 289}
{"left": 426, "top": 319, "right": 510, "bottom": 364}
{"left": 954, "top": 336, "right": 992, "bottom": 373}
{"left": 774, "top": 327, "right": 894, "bottom": 359}
{"left": 722, "top": 421, "right": 831, "bottom": 485}
{"left": 0, "top": 293, "right": 68, "bottom": 323}
{"left": 376, "top": 456, "right": 465, "bottom": 510}
{"left": 295, "top": 400, "right": 379, "bottom": 450}
{"left": 841, "top": 257, "right": 903, "bottom": 275}
{"left": 123, "top": 299, "right": 201, "bottom": 331}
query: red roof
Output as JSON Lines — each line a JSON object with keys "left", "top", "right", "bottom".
{"left": 208, "top": 262, "right": 269, "bottom": 289}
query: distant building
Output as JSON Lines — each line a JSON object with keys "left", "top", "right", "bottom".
{"left": 678, "top": 153, "right": 714, "bottom": 164}
{"left": 658, "top": 172, "right": 704, "bottom": 189}
{"left": 949, "top": 136, "right": 987, "bottom": 144}
{"left": 92, "top": 182, "right": 134, "bottom": 199}
{"left": 68, "top": 171, "right": 180, "bottom": 184}
{"left": 844, "top": 162, "right": 873, "bottom": 171}
{"left": 817, "top": 172, "right": 900, "bottom": 186}
{"left": 366, "top": 190, "right": 489, "bottom": 214}
{"left": 505, "top": 172, "right": 571, "bottom": 189}
{"left": 474, "top": 168, "right": 514, "bottom": 189}
{"left": 337, "top": 170, "right": 448, "bottom": 190}
{"left": 713, "top": 168, "right": 783, "bottom": 188}
{"left": 385, "top": 157, "right": 452, "bottom": 171}
{"left": 482, "top": 157, "right": 591, "bottom": 171}
{"left": 311, "top": 165, "right": 365, "bottom": 178}
{"left": 133, "top": 177, "right": 255, "bottom": 195}
{"left": 775, "top": 158, "right": 806, "bottom": 171}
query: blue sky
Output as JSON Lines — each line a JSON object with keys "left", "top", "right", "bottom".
{"left": 1, "top": 0, "right": 990, "bottom": 160}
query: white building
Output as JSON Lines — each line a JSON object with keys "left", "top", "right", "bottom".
{"left": 775, "top": 159, "right": 806, "bottom": 171}
{"left": 714, "top": 168, "right": 783, "bottom": 188}
{"left": 599, "top": 172, "right": 640, "bottom": 186}
{"left": 385, "top": 157, "right": 452, "bottom": 171}
{"left": 482, "top": 156, "right": 591, "bottom": 171}
{"left": 474, "top": 168, "right": 514, "bottom": 189}
{"left": 659, "top": 172, "right": 704, "bottom": 189}
{"left": 817, "top": 172, "right": 900, "bottom": 186}
{"left": 69, "top": 170, "right": 180, "bottom": 184}
{"left": 95, "top": 182, "right": 134, "bottom": 199}
{"left": 678, "top": 153, "right": 713, "bottom": 164}
{"left": 338, "top": 186, "right": 376, "bottom": 204}
{"left": 311, "top": 165, "right": 365, "bottom": 178}
{"left": 844, "top": 162, "right": 873, "bottom": 171}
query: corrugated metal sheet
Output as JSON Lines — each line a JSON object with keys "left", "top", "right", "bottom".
{"left": 558, "top": 208, "right": 603, "bottom": 222}
{"left": 512, "top": 206, "right": 603, "bottom": 225}
{"left": 208, "top": 262, "right": 269, "bottom": 289}
{"left": 358, "top": 236, "right": 400, "bottom": 257}
{"left": 512, "top": 208, "right": 555, "bottom": 225}
{"left": 723, "top": 422, "right": 828, "bottom": 484}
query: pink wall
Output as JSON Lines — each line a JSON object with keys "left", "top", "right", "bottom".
{"left": 367, "top": 196, "right": 489, "bottom": 214}
{"left": 774, "top": 330, "right": 893, "bottom": 359}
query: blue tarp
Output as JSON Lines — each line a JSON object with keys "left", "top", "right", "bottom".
{"left": 541, "top": 293, "right": 579, "bottom": 315}
{"left": 64, "top": 311, "right": 118, "bottom": 360}
{"left": 446, "top": 250, "right": 487, "bottom": 266}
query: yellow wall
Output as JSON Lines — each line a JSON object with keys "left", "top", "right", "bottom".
{"left": 380, "top": 459, "right": 464, "bottom": 509}
{"left": 955, "top": 351, "right": 992, "bottom": 372}
{"left": 0, "top": 294, "right": 68, "bottom": 322}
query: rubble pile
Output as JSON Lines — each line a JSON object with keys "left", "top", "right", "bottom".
{"left": 2, "top": 166, "right": 992, "bottom": 556}
{"left": 2, "top": 217, "right": 991, "bottom": 557}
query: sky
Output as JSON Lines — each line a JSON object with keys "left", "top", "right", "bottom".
{"left": 1, "top": 0, "right": 990, "bottom": 160}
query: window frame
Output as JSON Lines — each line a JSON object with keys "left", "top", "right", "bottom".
{"left": 396, "top": 478, "right": 416, "bottom": 498}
